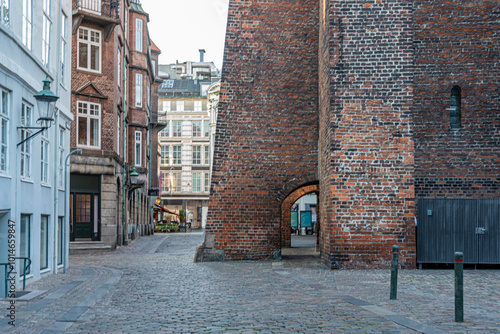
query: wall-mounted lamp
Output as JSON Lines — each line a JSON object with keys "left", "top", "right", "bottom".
{"left": 128, "top": 166, "right": 145, "bottom": 192}
{"left": 17, "top": 77, "right": 59, "bottom": 146}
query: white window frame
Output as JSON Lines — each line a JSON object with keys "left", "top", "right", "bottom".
{"left": 162, "top": 101, "right": 171, "bottom": 112}
{"left": 58, "top": 127, "right": 64, "bottom": 188}
{"left": 159, "top": 122, "right": 170, "bottom": 138}
{"left": 42, "top": 0, "right": 51, "bottom": 66}
{"left": 173, "top": 171, "right": 181, "bottom": 193}
{"left": 172, "top": 120, "right": 182, "bottom": 137}
{"left": 135, "top": 73, "right": 142, "bottom": 107}
{"left": 161, "top": 145, "right": 169, "bottom": 165}
{"left": 147, "top": 81, "right": 150, "bottom": 108}
{"left": 124, "top": 60, "right": 128, "bottom": 101}
{"left": 0, "top": 89, "right": 9, "bottom": 173}
{"left": 76, "top": 101, "right": 101, "bottom": 148}
{"left": 204, "top": 120, "right": 209, "bottom": 137}
{"left": 135, "top": 131, "right": 142, "bottom": 166}
{"left": 20, "top": 214, "right": 31, "bottom": 275}
{"left": 204, "top": 172, "right": 210, "bottom": 193}
{"left": 194, "top": 101, "right": 202, "bottom": 112}
{"left": 204, "top": 146, "right": 209, "bottom": 165}
{"left": 172, "top": 145, "right": 181, "bottom": 165}
{"left": 192, "top": 173, "right": 201, "bottom": 193}
{"left": 22, "top": 0, "right": 32, "bottom": 49}
{"left": 60, "top": 12, "right": 67, "bottom": 84}
{"left": 192, "top": 120, "right": 201, "bottom": 137}
{"left": 161, "top": 171, "right": 170, "bottom": 194}
{"left": 1, "top": 0, "right": 10, "bottom": 26}
{"left": 117, "top": 47, "right": 121, "bottom": 88}
{"left": 77, "top": 27, "right": 101, "bottom": 73}
{"left": 116, "top": 116, "right": 120, "bottom": 153}
{"left": 41, "top": 133, "right": 49, "bottom": 184}
{"left": 135, "top": 18, "right": 142, "bottom": 52}
{"left": 192, "top": 146, "right": 201, "bottom": 165}
{"left": 176, "top": 101, "right": 184, "bottom": 112}
{"left": 20, "top": 102, "right": 32, "bottom": 179}
{"left": 40, "top": 215, "right": 49, "bottom": 270}
{"left": 57, "top": 217, "right": 63, "bottom": 265}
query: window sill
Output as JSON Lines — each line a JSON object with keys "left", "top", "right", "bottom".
{"left": 40, "top": 268, "right": 51, "bottom": 275}
{"left": 76, "top": 67, "right": 102, "bottom": 75}
{"left": 76, "top": 145, "right": 101, "bottom": 150}
{"left": 41, "top": 183, "right": 51, "bottom": 189}
{"left": 0, "top": 173, "right": 12, "bottom": 179}
{"left": 20, "top": 178, "right": 34, "bottom": 184}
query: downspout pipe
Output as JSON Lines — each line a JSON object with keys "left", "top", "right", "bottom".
{"left": 122, "top": 60, "right": 127, "bottom": 246}
{"left": 63, "top": 149, "right": 82, "bottom": 274}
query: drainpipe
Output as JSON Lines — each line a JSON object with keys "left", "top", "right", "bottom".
{"left": 122, "top": 60, "right": 127, "bottom": 246}
{"left": 63, "top": 149, "right": 82, "bottom": 274}
{"left": 52, "top": 110, "right": 59, "bottom": 275}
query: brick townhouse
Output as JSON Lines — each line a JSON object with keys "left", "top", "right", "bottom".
{"left": 70, "top": 0, "right": 160, "bottom": 252}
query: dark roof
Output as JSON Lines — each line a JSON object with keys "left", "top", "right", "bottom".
{"left": 158, "top": 78, "right": 212, "bottom": 97}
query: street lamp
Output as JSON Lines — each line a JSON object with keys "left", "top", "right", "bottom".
{"left": 17, "top": 77, "right": 59, "bottom": 146}
{"left": 128, "top": 166, "right": 145, "bottom": 192}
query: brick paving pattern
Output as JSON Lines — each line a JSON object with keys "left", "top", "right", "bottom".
{"left": 1, "top": 232, "right": 499, "bottom": 333}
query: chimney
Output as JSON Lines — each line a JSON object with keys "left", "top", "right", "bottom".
{"left": 199, "top": 49, "right": 206, "bottom": 62}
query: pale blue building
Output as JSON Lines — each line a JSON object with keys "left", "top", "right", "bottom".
{"left": 0, "top": 0, "right": 73, "bottom": 297}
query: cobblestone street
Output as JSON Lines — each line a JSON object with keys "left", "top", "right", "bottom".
{"left": 1, "top": 231, "right": 500, "bottom": 333}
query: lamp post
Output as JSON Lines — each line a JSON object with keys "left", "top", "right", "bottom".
{"left": 17, "top": 77, "right": 59, "bottom": 146}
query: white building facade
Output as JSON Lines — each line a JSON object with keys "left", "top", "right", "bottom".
{"left": 157, "top": 53, "right": 220, "bottom": 228}
{"left": 0, "top": 0, "right": 72, "bottom": 297}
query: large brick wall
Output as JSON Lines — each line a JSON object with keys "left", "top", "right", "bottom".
{"left": 413, "top": 0, "right": 500, "bottom": 199}
{"left": 204, "top": 0, "right": 499, "bottom": 268}
{"left": 206, "top": 0, "right": 320, "bottom": 260}
{"left": 320, "top": 0, "right": 416, "bottom": 268}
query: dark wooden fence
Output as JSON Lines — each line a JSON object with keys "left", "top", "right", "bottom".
{"left": 417, "top": 199, "right": 500, "bottom": 264}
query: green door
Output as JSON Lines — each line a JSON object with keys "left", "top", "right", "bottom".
{"left": 71, "top": 193, "right": 100, "bottom": 241}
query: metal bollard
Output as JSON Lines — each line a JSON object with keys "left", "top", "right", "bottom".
{"left": 390, "top": 245, "right": 399, "bottom": 300}
{"left": 455, "top": 252, "right": 464, "bottom": 322}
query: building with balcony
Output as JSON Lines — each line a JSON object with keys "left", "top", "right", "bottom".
{"left": 0, "top": 0, "right": 73, "bottom": 295}
{"left": 69, "top": 0, "right": 159, "bottom": 251}
{"left": 157, "top": 51, "right": 220, "bottom": 228}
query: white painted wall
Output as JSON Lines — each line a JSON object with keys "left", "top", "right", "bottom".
{"left": 0, "top": 0, "right": 73, "bottom": 295}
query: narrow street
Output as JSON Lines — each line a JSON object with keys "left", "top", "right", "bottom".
{"left": 1, "top": 231, "right": 499, "bottom": 333}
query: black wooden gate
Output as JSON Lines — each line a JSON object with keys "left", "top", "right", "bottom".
{"left": 417, "top": 199, "right": 500, "bottom": 264}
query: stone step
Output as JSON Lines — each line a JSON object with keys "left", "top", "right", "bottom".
{"left": 69, "top": 241, "right": 113, "bottom": 255}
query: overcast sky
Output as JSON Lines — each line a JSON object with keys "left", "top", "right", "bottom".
{"left": 140, "top": 0, "right": 230, "bottom": 70}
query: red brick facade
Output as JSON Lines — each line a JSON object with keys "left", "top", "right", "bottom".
{"left": 205, "top": 0, "right": 499, "bottom": 268}
{"left": 206, "top": 0, "right": 319, "bottom": 261}
{"left": 414, "top": 0, "right": 500, "bottom": 199}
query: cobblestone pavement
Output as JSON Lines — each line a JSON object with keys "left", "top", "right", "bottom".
{"left": 1, "top": 230, "right": 499, "bottom": 333}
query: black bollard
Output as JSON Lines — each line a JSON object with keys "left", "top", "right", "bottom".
{"left": 390, "top": 245, "right": 399, "bottom": 300}
{"left": 455, "top": 252, "right": 464, "bottom": 322}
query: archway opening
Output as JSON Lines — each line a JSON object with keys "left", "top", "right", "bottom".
{"left": 280, "top": 184, "right": 320, "bottom": 257}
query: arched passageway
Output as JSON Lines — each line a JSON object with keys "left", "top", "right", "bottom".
{"left": 281, "top": 184, "right": 319, "bottom": 250}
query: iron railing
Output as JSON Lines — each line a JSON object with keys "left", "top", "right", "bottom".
{"left": 1, "top": 257, "right": 32, "bottom": 298}
{"left": 73, "top": 0, "right": 120, "bottom": 20}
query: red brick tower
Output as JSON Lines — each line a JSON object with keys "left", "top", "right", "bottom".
{"left": 201, "top": 0, "right": 499, "bottom": 268}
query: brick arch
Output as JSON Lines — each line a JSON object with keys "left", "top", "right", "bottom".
{"left": 276, "top": 172, "right": 319, "bottom": 204}
{"left": 280, "top": 184, "right": 319, "bottom": 248}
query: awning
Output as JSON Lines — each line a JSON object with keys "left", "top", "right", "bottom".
{"left": 153, "top": 204, "right": 180, "bottom": 216}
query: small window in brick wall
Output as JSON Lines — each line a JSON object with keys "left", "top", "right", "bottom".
{"left": 450, "top": 86, "right": 461, "bottom": 129}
